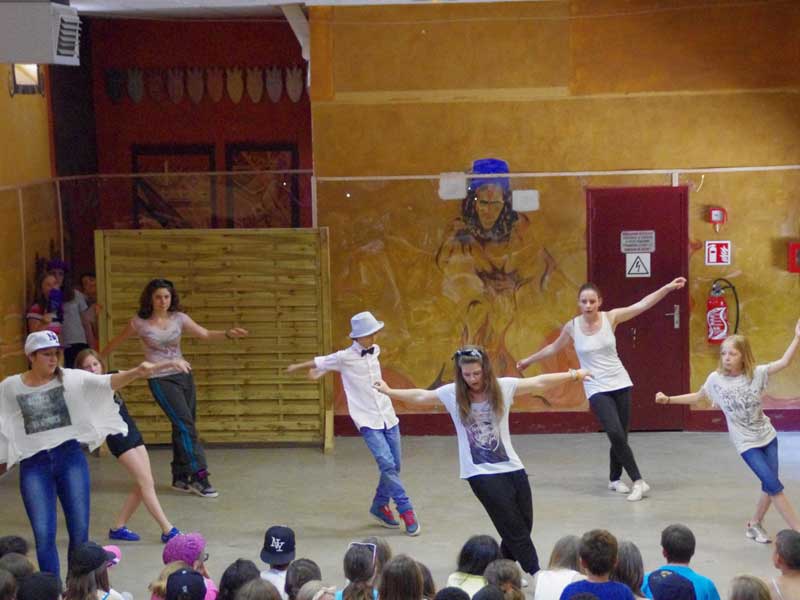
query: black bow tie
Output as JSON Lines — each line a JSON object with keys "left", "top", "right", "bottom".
{"left": 361, "top": 347, "right": 375, "bottom": 357}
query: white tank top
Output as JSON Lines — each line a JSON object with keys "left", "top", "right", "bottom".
{"left": 533, "top": 569, "right": 580, "bottom": 600}
{"left": 571, "top": 313, "right": 633, "bottom": 398}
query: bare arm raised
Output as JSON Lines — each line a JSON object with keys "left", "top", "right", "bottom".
{"left": 767, "top": 318, "right": 800, "bottom": 376}
{"left": 655, "top": 388, "right": 708, "bottom": 406}
{"left": 607, "top": 277, "right": 686, "bottom": 327}
{"left": 180, "top": 314, "right": 248, "bottom": 341}
{"left": 516, "top": 322, "right": 574, "bottom": 372}
{"left": 373, "top": 380, "right": 439, "bottom": 405}
{"left": 515, "top": 368, "right": 590, "bottom": 395}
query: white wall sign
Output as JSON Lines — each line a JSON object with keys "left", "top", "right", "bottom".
{"left": 626, "top": 253, "right": 651, "bottom": 278}
{"left": 621, "top": 230, "right": 656, "bottom": 254}
{"left": 705, "top": 240, "right": 732, "bottom": 265}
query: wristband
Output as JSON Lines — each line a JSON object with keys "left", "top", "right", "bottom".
{"left": 666, "top": 396, "right": 671, "bottom": 404}
{"left": 569, "top": 368, "right": 577, "bottom": 381}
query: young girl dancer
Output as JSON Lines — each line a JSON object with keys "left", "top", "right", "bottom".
{"left": 517, "top": 277, "right": 686, "bottom": 501}
{"left": 656, "top": 321, "right": 800, "bottom": 543}
{"left": 102, "top": 278, "right": 248, "bottom": 498}
{"left": 76, "top": 349, "right": 181, "bottom": 543}
{"left": 375, "top": 346, "right": 589, "bottom": 576}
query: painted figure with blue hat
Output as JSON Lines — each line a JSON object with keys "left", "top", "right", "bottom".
{"left": 436, "top": 158, "right": 566, "bottom": 384}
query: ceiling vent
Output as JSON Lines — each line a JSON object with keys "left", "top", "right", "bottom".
{"left": 0, "top": 3, "right": 81, "bottom": 66}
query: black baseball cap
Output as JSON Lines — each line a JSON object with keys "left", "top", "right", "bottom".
{"left": 261, "top": 525, "right": 295, "bottom": 565}
{"left": 71, "top": 542, "right": 116, "bottom": 576}
{"left": 166, "top": 569, "right": 206, "bottom": 600}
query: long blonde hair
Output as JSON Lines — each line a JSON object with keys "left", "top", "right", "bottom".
{"left": 718, "top": 335, "right": 755, "bottom": 380}
{"left": 453, "top": 346, "right": 503, "bottom": 423}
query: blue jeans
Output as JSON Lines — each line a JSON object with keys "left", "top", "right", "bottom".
{"left": 360, "top": 425, "right": 412, "bottom": 514}
{"left": 741, "top": 437, "right": 783, "bottom": 495}
{"left": 19, "top": 440, "right": 91, "bottom": 576}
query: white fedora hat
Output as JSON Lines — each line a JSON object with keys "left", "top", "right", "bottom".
{"left": 349, "top": 311, "right": 384, "bottom": 339}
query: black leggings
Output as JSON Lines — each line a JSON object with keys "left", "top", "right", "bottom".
{"left": 589, "top": 387, "right": 642, "bottom": 482}
{"left": 468, "top": 469, "right": 540, "bottom": 575}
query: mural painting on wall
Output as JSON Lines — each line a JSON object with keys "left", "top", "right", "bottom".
{"left": 325, "top": 158, "right": 586, "bottom": 417}
{"left": 131, "top": 144, "right": 217, "bottom": 229}
{"left": 225, "top": 143, "right": 300, "bottom": 228}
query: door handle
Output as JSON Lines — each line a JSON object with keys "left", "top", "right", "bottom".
{"left": 665, "top": 304, "right": 680, "bottom": 329}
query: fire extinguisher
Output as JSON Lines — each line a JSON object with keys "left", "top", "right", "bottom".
{"left": 707, "top": 278, "right": 739, "bottom": 344}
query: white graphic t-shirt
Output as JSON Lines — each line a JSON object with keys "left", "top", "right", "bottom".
{"left": 702, "top": 364, "right": 775, "bottom": 453}
{"left": 0, "top": 369, "right": 127, "bottom": 468}
{"left": 436, "top": 378, "right": 525, "bottom": 479}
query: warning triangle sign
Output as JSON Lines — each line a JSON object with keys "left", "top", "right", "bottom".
{"left": 627, "top": 255, "right": 649, "bottom": 275}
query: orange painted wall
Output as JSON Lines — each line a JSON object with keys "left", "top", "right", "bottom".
{"left": 310, "top": 1, "right": 800, "bottom": 420}
{"left": 0, "top": 64, "right": 57, "bottom": 377}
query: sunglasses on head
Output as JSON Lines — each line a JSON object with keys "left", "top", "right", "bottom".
{"left": 452, "top": 348, "right": 482, "bottom": 360}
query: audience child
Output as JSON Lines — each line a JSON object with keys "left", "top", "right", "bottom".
{"left": 641, "top": 525, "right": 719, "bottom": 600}
{"left": 377, "top": 555, "right": 423, "bottom": 600}
{"left": 336, "top": 543, "right": 376, "bottom": 600}
{"left": 471, "top": 587, "right": 503, "bottom": 600}
{"left": 259, "top": 527, "right": 295, "bottom": 600}
{"left": 483, "top": 559, "right": 524, "bottom": 600}
{"left": 416, "top": 562, "right": 435, "bottom": 600}
{"left": 0, "top": 553, "right": 36, "bottom": 581}
{"left": 17, "top": 572, "right": 63, "bottom": 600}
{"left": 559, "top": 530, "right": 634, "bottom": 600}
{"left": 163, "top": 534, "right": 218, "bottom": 600}
{"left": 285, "top": 560, "right": 321, "bottom": 600}
{"left": 235, "top": 579, "right": 281, "bottom": 600}
{"left": 296, "top": 582, "right": 335, "bottom": 600}
{"left": 65, "top": 542, "right": 123, "bottom": 600}
{"left": 728, "top": 576, "right": 770, "bottom": 600}
{"left": 166, "top": 569, "right": 206, "bottom": 600}
{"left": 218, "top": 560, "right": 261, "bottom": 600}
{"left": 360, "top": 538, "right": 391, "bottom": 588}
{"left": 611, "top": 542, "right": 646, "bottom": 599}
{"left": 27, "top": 272, "right": 62, "bottom": 337}
{"left": 151, "top": 562, "right": 191, "bottom": 600}
{"left": 446, "top": 536, "right": 501, "bottom": 598}
{"left": 533, "top": 535, "right": 585, "bottom": 600}
{"left": 770, "top": 529, "right": 800, "bottom": 600}
{"left": 0, "top": 536, "right": 29, "bottom": 558}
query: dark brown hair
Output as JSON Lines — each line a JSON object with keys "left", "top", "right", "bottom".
{"left": 138, "top": 279, "right": 182, "bottom": 319}
{"left": 578, "top": 283, "right": 602, "bottom": 299}
{"left": 235, "top": 578, "right": 281, "bottom": 600}
{"left": 483, "top": 560, "right": 523, "bottom": 600}
{"left": 453, "top": 346, "right": 503, "bottom": 423}
{"left": 579, "top": 530, "right": 618, "bottom": 576}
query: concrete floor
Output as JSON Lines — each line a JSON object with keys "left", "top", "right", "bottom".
{"left": 1, "top": 431, "right": 798, "bottom": 599}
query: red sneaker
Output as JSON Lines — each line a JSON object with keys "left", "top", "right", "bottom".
{"left": 400, "top": 510, "right": 420, "bottom": 536}
{"left": 369, "top": 505, "right": 400, "bottom": 528}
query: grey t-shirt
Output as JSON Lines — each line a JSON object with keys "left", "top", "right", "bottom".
{"left": 702, "top": 364, "right": 775, "bottom": 453}
{"left": 61, "top": 290, "right": 89, "bottom": 346}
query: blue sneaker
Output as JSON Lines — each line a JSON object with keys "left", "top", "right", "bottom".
{"left": 400, "top": 510, "right": 420, "bottom": 536}
{"left": 369, "top": 505, "right": 400, "bottom": 529}
{"left": 161, "top": 527, "right": 181, "bottom": 543}
{"left": 109, "top": 526, "right": 140, "bottom": 541}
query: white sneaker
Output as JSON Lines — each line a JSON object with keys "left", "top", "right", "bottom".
{"left": 746, "top": 522, "right": 771, "bottom": 544}
{"left": 626, "top": 480, "right": 650, "bottom": 502}
{"left": 608, "top": 480, "right": 631, "bottom": 494}
{"left": 521, "top": 578, "right": 529, "bottom": 588}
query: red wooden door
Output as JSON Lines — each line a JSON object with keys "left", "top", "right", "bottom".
{"left": 586, "top": 186, "right": 689, "bottom": 430}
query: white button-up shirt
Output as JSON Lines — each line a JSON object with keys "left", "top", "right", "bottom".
{"left": 314, "top": 342, "right": 399, "bottom": 430}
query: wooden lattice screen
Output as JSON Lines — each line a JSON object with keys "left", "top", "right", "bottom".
{"left": 95, "top": 228, "right": 333, "bottom": 450}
